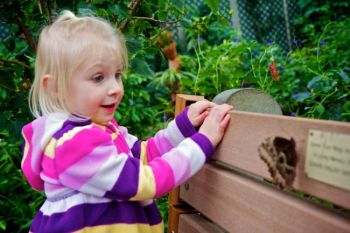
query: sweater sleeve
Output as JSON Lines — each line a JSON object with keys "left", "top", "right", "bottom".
{"left": 54, "top": 124, "right": 213, "bottom": 200}
{"left": 123, "top": 107, "right": 198, "bottom": 163}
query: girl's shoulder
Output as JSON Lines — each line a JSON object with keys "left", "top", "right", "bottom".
{"left": 53, "top": 119, "right": 111, "bottom": 142}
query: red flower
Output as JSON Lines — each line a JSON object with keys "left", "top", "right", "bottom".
{"left": 269, "top": 61, "right": 280, "bottom": 81}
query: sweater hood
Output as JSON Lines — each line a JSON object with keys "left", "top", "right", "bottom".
{"left": 21, "top": 112, "right": 73, "bottom": 190}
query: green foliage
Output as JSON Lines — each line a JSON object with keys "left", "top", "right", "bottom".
{"left": 0, "top": 131, "right": 45, "bottom": 233}
{"left": 274, "top": 18, "right": 350, "bottom": 120}
{"left": 294, "top": 0, "right": 350, "bottom": 46}
{"left": 152, "top": 30, "right": 174, "bottom": 49}
{"left": 172, "top": 15, "right": 350, "bottom": 121}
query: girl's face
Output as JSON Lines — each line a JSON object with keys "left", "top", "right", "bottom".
{"left": 68, "top": 54, "right": 124, "bottom": 125}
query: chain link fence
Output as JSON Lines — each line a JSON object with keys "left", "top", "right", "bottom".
{"left": 171, "top": 0, "right": 299, "bottom": 52}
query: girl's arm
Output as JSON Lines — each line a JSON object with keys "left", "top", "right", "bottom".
{"left": 55, "top": 103, "right": 231, "bottom": 201}
{"left": 54, "top": 124, "right": 213, "bottom": 200}
{"left": 123, "top": 100, "right": 215, "bottom": 164}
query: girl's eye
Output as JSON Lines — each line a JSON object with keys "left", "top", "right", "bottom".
{"left": 115, "top": 73, "right": 122, "bottom": 81}
{"left": 92, "top": 75, "right": 104, "bottom": 83}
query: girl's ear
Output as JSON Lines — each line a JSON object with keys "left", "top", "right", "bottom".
{"left": 42, "top": 74, "right": 57, "bottom": 93}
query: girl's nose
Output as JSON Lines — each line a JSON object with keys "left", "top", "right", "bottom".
{"left": 108, "top": 78, "right": 123, "bottom": 96}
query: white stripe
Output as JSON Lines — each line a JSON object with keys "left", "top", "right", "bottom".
{"left": 120, "top": 126, "right": 138, "bottom": 147}
{"left": 42, "top": 112, "right": 70, "bottom": 148}
{"left": 40, "top": 192, "right": 111, "bottom": 215}
{"left": 163, "top": 120, "right": 185, "bottom": 146}
{"left": 79, "top": 153, "right": 128, "bottom": 197}
{"left": 175, "top": 138, "right": 206, "bottom": 175}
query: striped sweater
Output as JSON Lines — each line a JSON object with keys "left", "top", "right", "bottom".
{"left": 21, "top": 108, "right": 213, "bottom": 233}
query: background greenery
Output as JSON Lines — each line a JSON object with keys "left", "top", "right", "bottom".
{"left": 0, "top": 0, "right": 349, "bottom": 232}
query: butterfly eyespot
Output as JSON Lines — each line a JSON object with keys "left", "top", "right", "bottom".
{"left": 258, "top": 136, "right": 298, "bottom": 190}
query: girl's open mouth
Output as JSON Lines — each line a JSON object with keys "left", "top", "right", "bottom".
{"left": 101, "top": 103, "right": 116, "bottom": 114}
{"left": 101, "top": 103, "right": 115, "bottom": 109}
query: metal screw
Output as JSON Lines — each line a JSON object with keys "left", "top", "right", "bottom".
{"left": 184, "top": 182, "right": 189, "bottom": 190}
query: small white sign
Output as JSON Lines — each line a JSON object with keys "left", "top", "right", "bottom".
{"left": 305, "top": 129, "right": 350, "bottom": 191}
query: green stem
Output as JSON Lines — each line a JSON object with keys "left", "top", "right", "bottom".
{"left": 197, "top": 40, "right": 205, "bottom": 59}
{"left": 316, "top": 21, "right": 335, "bottom": 72}
{"left": 307, "top": 67, "right": 325, "bottom": 79}
{"left": 309, "top": 87, "right": 338, "bottom": 116}
{"left": 215, "top": 44, "right": 235, "bottom": 93}
{"left": 248, "top": 48, "right": 257, "bottom": 80}
{"left": 258, "top": 49, "right": 267, "bottom": 88}
{"left": 194, "top": 47, "right": 201, "bottom": 95}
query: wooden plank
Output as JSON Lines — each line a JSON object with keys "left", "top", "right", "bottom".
{"left": 167, "top": 205, "right": 197, "bottom": 233}
{"left": 213, "top": 110, "right": 350, "bottom": 209}
{"left": 169, "top": 94, "right": 204, "bottom": 206}
{"left": 175, "top": 94, "right": 204, "bottom": 115}
{"left": 168, "top": 94, "right": 204, "bottom": 233}
{"left": 178, "top": 214, "right": 227, "bottom": 233}
{"left": 180, "top": 163, "right": 350, "bottom": 233}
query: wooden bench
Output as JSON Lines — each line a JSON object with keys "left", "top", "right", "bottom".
{"left": 167, "top": 93, "right": 350, "bottom": 233}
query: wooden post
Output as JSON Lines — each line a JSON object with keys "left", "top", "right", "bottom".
{"left": 167, "top": 94, "right": 204, "bottom": 233}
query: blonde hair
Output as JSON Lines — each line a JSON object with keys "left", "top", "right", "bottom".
{"left": 29, "top": 10, "right": 128, "bottom": 118}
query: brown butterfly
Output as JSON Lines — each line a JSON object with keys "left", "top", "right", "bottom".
{"left": 258, "top": 137, "right": 297, "bottom": 189}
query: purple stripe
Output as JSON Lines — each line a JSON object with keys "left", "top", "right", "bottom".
{"left": 175, "top": 107, "right": 197, "bottom": 137}
{"left": 104, "top": 158, "right": 140, "bottom": 200}
{"left": 131, "top": 140, "right": 142, "bottom": 159}
{"left": 30, "top": 201, "right": 163, "bottom": 232}
{"left": 53, "top": 119, "right": 91, "bottom": 139}
{"left": 143, "top": 201, "right": 163, "bottom": 225}
{"left": 191, "top": 133, "right": 214, "bottom": 161}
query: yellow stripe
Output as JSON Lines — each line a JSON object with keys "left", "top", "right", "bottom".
{"left": 44, "top": 138, "right": 57, "bottom": 158}
{"left": 131, "top": 163, "right": 156, "bottom": 200}
{"left": 56, "top": 125, "right": 93, "bottom": 147}
{"left": 92, "top": 123, "right": 106, "bottom": 131}
{"left": 140, "top": 141, "right": 148, "bottom": 164}
{"left": 21, "top": 134, "right": 30, "bottom": 166}
{"left": 111, "top": 132, "right": 117, "bottom": 141}
{"left": 74, "top": 222, "right": 163, "bottom": 233}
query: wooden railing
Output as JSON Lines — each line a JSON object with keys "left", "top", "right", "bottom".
{"left": 167, "top": 93, "right": 350, "bottom": 233}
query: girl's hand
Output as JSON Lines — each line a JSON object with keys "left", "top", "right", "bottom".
{"left": 187, "top": 100, "right": 216, "bottom": 127}
{"left": 199, "top": 104, "right": 233, "bottom": 147}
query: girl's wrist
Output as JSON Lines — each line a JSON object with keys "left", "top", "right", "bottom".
{"left": 175, "top": 107, "right": 197, "bottom": 137}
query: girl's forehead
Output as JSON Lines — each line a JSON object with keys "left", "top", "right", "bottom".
{"left": 75, "top": 45, "right": 123, "bottom": 70}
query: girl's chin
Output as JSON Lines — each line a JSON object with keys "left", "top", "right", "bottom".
{"left": 92, "top": 115, "right": 114, "bottom": 125}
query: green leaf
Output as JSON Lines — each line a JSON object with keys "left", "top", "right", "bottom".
{"left": 110, "top": 4, "right": 130, "bottom": 20}
{"left": 130, "top": 56, "right": 154, "bottom": 77}
{"left": 77, "top": 6, "right": 97, "bottom": 16}
{"left": 343, "top": 100, "right": 350, "bottom": 112}
{"left": 338, "top": 70, "right": 350, "bottom": 84}
{"left": 91, "top": 0, "right": 108, "bottom": 4}
{"left": 203, "top": 0, "right": 219, "bottom": 12}
{"left": 307, "top": 76, "right": 321, "bottom": 89}
{"left": 0, "top": 89, "right": 7, "bottom": 100}
{"left": 0, "top": 220, "right": 6, "bottom": 230}
{"left": 315, "top": 104, "right": 325, "bottom": 114}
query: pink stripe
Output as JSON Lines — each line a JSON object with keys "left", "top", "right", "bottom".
{"left": 154, "top": 132, "right": 173, "bottom": 154}
{"left": 22, "top": 152, "right": 44, "bottom": 190}
{"left": 150, "top": 158, "right": 175, "bottom": 198}
{"left": 22, "top": 124, "right": 44, "bottom": 190}
{"left": 59, "top": 144, "right": 116, "bottom": 190}
{"left": 114, "top": 135, "right": 130, "bottom": 154}
{"left": 163, "top": 151, "right": 191, "bottom": 186}
{"left": 55, "top": 126, "right": 110, "bottom": 173}
{"left": 146, "top": 138, "right": 161, "bottom": 162}
{"left": 31, "top": 119, "right": 46, "bottom": 172}
{"left": 42, "top": 156, "right": 58, "bottom": 179}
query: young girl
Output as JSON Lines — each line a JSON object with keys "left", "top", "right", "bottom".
{"left": 21, "top": 10, "right": 232, "bottom": 233}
